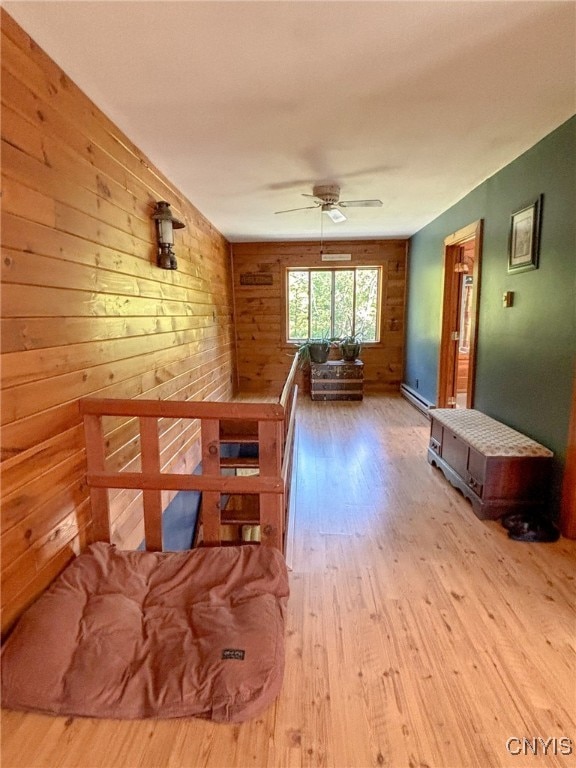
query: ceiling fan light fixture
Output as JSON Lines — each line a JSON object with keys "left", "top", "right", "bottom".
{"left": 274, "top": 184, "right": 381, "bottom": 222}
{"left": 323, "top": 205, "right": 346, "bottom": 223}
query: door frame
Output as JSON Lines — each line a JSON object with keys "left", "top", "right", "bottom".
{"left": 560, "top": 363, "right": 576, "bottom": 539}
{"left": 437, "top": 219, "right": 483, "bottom": 408}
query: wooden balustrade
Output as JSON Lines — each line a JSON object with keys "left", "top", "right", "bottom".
{"left": 79, "top": 354, "right": 299, "bottom": 553}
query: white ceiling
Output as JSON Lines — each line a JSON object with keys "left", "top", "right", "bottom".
{"left": 4, "top": 1, "right": 575, "bottom": 241}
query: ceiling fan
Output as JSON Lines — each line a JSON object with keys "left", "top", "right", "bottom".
{"left": 274, "top": 184, "right": 383, "bottom": 223}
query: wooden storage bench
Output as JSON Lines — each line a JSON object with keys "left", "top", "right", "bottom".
{"left": 427, "top": 409, "right": 553, "bottom": 520}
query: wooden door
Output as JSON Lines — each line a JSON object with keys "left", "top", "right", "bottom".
{"left": 437, "top": 220, "right": 483, "bottom": 409}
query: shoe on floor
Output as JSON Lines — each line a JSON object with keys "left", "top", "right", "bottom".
{"left": 507, "top": 518, "right": 560, "bottom": 543}
{"left": 501, "top": 512, "right": 533, "bottom": 530}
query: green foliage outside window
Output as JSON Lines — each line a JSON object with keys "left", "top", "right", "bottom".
{"left": 287, "top": 267, "right": 380, "bottom": 342}
{"left": 287, "top": 271, "right": 309, "bottom": 340}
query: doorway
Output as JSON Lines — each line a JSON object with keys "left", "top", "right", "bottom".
{"left": 437, "top": 220, "right": 483, "bottom": 409}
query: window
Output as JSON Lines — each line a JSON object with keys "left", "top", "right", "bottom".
{"left": 287, "top": 267, "right": 381, "bottom": 342}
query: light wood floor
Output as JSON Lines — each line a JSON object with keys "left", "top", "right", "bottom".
{"left": 2, "top": 395, "right": 575, "bottom": 768}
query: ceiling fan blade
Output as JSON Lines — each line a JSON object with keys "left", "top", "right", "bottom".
{"left": 274, "top": 204, "right": 320, "bottom": 214}
{"left": 339, "top": 199, "right": 383, "bottom": 208}
{"left": 302, "top": 193, "right": 326, "bottom": 204}
{"left": 323, "top": 206, "right": 347, "bottom": 223}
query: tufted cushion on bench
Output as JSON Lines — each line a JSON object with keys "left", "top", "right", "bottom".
{"left": 1, "top": 542, "right": 289, "bottom": 723}
{"left": 431, "top": 409, "right": 553, "bottom": 458}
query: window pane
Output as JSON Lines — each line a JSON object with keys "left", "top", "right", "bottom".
{"left": 334, "top": 270, "right": 354, "bottom": 337}
{"left": 287, "top": 266, "right": 381, "bottom": 342}
{"left": 310, "top": 271, "right": 332, "bottom": 338}
{"left": 355, "top": 269, "right": 379, "bottom": 341}
{"left": 288, "top": 270, "right": 309, "bottom": 340}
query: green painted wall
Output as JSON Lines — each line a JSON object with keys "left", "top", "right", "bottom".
{"left": 405, "top": 116, "right": 576, "bottom": 512}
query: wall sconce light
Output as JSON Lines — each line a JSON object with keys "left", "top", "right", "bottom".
{"left": 152, "top": 201, "right": 185, "bottom": 269}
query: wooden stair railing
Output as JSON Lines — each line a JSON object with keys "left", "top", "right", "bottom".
{"left": 79, "top": 355, "right": 299, "bottom": 554}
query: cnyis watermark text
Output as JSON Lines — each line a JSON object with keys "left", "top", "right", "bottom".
{"left": 506, "top": 737, "right": 573, "bottom": 756}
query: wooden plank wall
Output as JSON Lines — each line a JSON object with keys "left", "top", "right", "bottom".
{"left": 231, "top": 240, "right": 407, "bottom": 394}
{"left": 0, "top": 11, "right": 236, "bottom": 633}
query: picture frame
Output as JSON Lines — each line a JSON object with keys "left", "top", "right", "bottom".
{"left": 508, "top": 194, "right": 542, "bottom": 273}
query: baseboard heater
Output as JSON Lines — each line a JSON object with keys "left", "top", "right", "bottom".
{"left": 400, "top": 383, "right": 434, "bottom": 418}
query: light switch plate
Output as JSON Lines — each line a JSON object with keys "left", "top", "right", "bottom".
{"left": 503, "top": 291, "right": 514, "bottom": 308}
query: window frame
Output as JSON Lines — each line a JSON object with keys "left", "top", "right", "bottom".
{"left": 285, "top": 265, "right": 382, "bottom": 343}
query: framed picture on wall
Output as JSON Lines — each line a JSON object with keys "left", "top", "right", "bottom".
{"left": 508, "top": 194, "right": 543, "bottom": 273}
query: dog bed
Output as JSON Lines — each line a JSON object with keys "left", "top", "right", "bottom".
{"left": 1, "top": 542, "right": 289, "bottom": 723}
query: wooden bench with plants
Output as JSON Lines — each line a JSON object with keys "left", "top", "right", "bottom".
{"left": 296, "top": 334, "right": 364, "bottom": 400}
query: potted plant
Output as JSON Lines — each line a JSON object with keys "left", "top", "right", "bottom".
{"left": 295, "top": 336, "right": 332, "bottom": 366}
{"left": 339, "top": 333, "right": 362, "bottom": 362}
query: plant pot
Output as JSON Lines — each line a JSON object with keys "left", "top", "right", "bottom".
{"left": 340, "top": 342, "right": 361, "bottom": 361}
{"left": 309, "top": 342, "right": 330, "bottom": 363}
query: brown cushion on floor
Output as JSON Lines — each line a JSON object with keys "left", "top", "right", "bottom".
{"left": 1, "top": 543, "right": 289, "bottom": 723}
